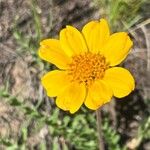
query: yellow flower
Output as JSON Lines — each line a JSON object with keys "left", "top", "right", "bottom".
{"left": 38, "top": 19, "right": 135, "bottom": 114}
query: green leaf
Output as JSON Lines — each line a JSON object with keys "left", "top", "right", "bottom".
{"left": 9, "top": 97, "right": 22, "bottom": 106}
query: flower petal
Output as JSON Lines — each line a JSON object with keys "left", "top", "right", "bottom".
{"left": 60, "top": 26, "right": 88, "bottom": 57}
{"left": 101, "top": 32, "right": 133, "bottom": 66}
{"left": 84, "top": 80, "right": 113, "bottom": 110}
{"left": 38, "top": 39, "right": 71, "bottom": 69}
{"left": 56, "top": 82, "right": 86, "bottom": 113}
{"left": 103, "top": 67, "right": 135, "bottom": 98}
{"left": 82, "top": 18, "right": 110, "bottom": 53}
{"left": 41, "top": 70, "right": 70, "bottom": 97}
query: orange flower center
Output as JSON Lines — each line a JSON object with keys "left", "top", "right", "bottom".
{"left": 68, "top": 52, "right": 109, "bottom": 86}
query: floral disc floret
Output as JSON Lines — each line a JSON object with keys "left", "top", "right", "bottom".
{"left": 68, "top": 52, "right": 109, "bottom": 86}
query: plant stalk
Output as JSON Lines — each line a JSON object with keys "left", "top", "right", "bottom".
{"left": 96, "top": 108, "right": 104, "bottom": 150}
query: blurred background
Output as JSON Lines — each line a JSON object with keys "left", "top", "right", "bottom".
{"left": 0, "top": 0, "right": 150, "bottom": 149}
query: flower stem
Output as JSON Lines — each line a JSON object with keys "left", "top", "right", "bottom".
{"left": 96, "top": 108, "right": 105, "bottom": 150}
